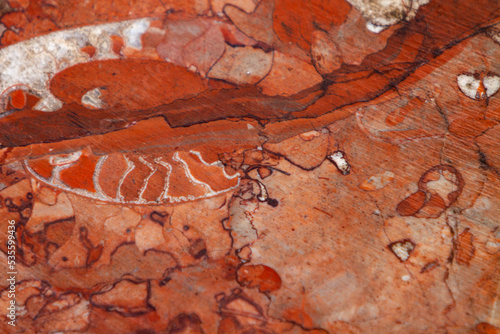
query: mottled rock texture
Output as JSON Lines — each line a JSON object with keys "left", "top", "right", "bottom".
{"left": 0, "top": 0, "right": 499, "bottom": 333}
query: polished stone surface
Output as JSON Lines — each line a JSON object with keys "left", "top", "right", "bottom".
{"left": 0, "top": 0, "right": 499, "bottom": 333}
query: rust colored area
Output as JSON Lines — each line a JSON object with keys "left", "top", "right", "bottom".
{"left": 110, "top": 35, "right": 124, "bottom": 56}
{"left": 0, "top": 0, "right": 499, "bottom": 333}
{"left": 455, "top": 228, "right": 476, "bottom": 266}
{"left": 140, "top": 165, "right": 170, "bottom": 203}
{"left": 90, "top": 279, "right": 152, "bottom": 316}
{"left": 49, "top": 59, "right": 209, "bottom": 111}
{"left": 8, "top": 89, "right": 27, "bottom": 109}
{"left": 476, "top": 323, "right": 500, "bottom": 334}
{"left": 0, "top": 0, "right": 206, "bottom": 47}
{"left": 80, "top": 45, "right": 96, "bottom": 58}
{"left": 396, "top": 190, "right": 427, "bottom": 216}
{"left": 25, "top": 156, "right": 55, "bottom": 179}
{"left": 58, "top": 152, "right": 99, "bottom": 193}
{"left": 273, "top": 0, "right": 351, "bottom": 51}
{"left": 167, "top": 158, "right": 209, "bottom": 199}
{"left": 118, "top": 156, "right": 154, "bottom": 202}
{"left": 97, "top": 154, "right": 129, "bottom": 199}
{"left": 177, "top": 151, "right": 239, "bottom": 192}
{"left": 237, "top": 264, "right": 282, "bottom": 293}
{"left": 397, "top": 165, "right": 465, "bottom": 218}
{"left": 0, "top": 0, "right": 497, "bottom": 148}
{"left": 156, "top": 18, "right": 226, "bottom": 76}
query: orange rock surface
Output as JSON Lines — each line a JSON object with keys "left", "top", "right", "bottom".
{"left": 0, "top": 0, "right": 499, "bottom": 333}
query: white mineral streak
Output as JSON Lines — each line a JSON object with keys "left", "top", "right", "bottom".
{"left": 256, "top": 180, "right": 268, "bottom": 202}
{"left": 346, "top": 0, "right": 431, "bottom": 33}
{"left": 0, "top": 18, "right": 151, "bottom": 113}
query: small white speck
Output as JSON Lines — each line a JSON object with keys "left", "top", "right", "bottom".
{"left": 327, "top": 151, "right": 350, "bottom": 175}
{"left": 390, "top": 240, "right": 415, "bottom": 262}
{"left": 402, "top": 275, "right": 410, "bottom": 281}
{"left": 366, "top": 22, "right": 387, "bottom": 33}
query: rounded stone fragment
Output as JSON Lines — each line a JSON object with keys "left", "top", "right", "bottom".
{"left": 311, "top": 30, "right": 342, "bottom": 74}
{"left": 208, "top": 46, "right": 272, "bottom": 85}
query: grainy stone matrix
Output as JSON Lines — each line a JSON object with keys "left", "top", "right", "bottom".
{"left": 0, "top": 0, "right": 499, "bottom": 333}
